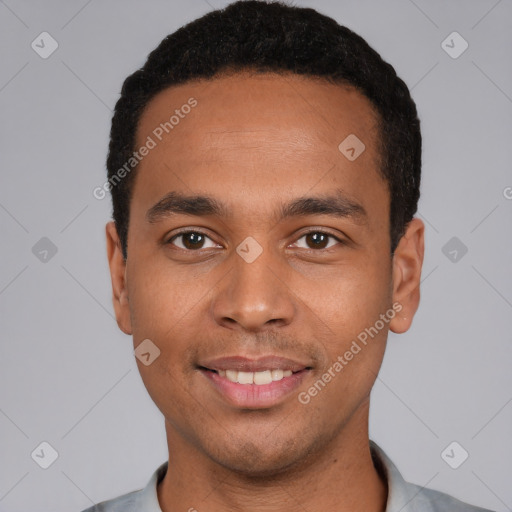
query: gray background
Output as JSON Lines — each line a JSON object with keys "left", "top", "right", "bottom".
{"left": 1, "top": 0, "right": 511, "bottom": 511}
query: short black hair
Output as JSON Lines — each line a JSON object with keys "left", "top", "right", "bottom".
{"left": 107, "top": 0, "right": 421, "bottom": 259}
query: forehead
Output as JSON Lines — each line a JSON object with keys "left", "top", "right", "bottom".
{"left": 137, "top": 71, "right": 380, "bottom": 152}
{"left": 132, "top": 72, "right": 386, "bottom": 222}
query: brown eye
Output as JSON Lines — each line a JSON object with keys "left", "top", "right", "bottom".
{"left": 293, "top": 231, "right": 341, "bottom": 250}
{"left": 305, "top": 232, "right": 329, "bottom": 249}
{"left": 169, "top": 231, "right": 217, "bottom": 250}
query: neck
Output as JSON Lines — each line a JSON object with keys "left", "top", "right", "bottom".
{"left": 157, "top": 402, "right": 387, "bottom": 512}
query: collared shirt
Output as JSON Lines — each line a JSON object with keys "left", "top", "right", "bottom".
{"left": 81, "top": 441, "right": 494, "bottom": 512}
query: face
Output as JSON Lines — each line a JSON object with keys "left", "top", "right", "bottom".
{"left": 107, "top": 72, "right": 424, "bottom": 476}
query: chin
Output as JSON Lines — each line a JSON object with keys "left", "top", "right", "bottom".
{"left": 205, "top": 435, "right": 317, "bottom": 479}
{"left": 214, "top": 453, "right": 299, "bottom": 479}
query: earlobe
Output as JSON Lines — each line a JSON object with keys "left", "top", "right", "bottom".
{"left": 389, "top": 218, "right": 425, "bottom": 334}
{"left": 106, "top": 221, "right": 132, "bottom": 335}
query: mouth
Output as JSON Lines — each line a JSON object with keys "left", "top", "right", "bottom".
{"left": 198, "top": 356, "right": 312, "bottom": 408}
{"left": 200, "top": 367, "right": 299, "bottom": 384}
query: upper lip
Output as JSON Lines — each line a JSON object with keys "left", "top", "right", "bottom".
{"left": 199, "top": 355, "right": 311, "bottom": 373}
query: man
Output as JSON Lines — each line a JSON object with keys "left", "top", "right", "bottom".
{"left": 84, "top": 1, "right": 494, "bottom": 511}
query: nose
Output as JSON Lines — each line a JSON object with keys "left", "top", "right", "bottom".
{"left": 211, "top": 243, "right": 296, "bottom": 332}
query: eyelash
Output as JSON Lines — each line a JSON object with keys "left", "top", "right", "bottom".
{"left": 166, "top": 229, "right": 344, "bottom": 252}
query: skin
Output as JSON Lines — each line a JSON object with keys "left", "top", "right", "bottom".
{"left": 106, "top": 71, "right": 424, "bottom": 512}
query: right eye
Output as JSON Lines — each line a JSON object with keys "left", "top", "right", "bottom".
{"left": 167, "top": 231, "right": 219, "bottom": 251}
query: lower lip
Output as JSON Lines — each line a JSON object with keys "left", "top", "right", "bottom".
{"left": 200, "top": 369, "right": 310, "bottom": 408}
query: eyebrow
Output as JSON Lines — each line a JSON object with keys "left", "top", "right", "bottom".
{"left": 146, "top": 190, "right": 368, "bottom": 225}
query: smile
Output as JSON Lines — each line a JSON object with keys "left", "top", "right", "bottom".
{"left": 198, "top": 355, "right": 312, "bottom": 408}
{"left": 218, "top": 368, "right": 293, "bottom": 385}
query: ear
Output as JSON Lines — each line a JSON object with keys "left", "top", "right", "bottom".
{"left": 106, "top": 221, "right": 132, "bottom": 335}
{"left": 389, "top": 217, "right": 425, "bottom": 334}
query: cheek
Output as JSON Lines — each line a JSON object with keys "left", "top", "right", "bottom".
{"left": 317, "top": 257, "right": 392, "bottom": 405}
{"left": 126, "top": 256, "right": 210, "bottom": 341}
{"left": 300, "top": 256, "right": 393, "bottom": 345}
{"left": 126, "top": 263, "right": 200, "bottom": 415}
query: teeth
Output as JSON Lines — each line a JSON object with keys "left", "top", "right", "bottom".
{"left": 226, "top": 369, "right": 237, "bottom": 382}
{"left": 219, "top": 369, "right": 295, "bottom": 385}
{"left": 253, "top": 370, "right": 272, "bottom": 385}
{"left": 271, "top": 369, "right": 284, "bottom": 381}
{"left": 237, "top": 371, "right": 254, "bottom": 384}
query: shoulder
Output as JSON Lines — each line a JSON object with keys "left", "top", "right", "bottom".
{"left": 78, "top": 461, "right": 167, "bottom": 512}
{"left": 79, "top": 488, "right": 143, "bottom": 512}
{"left": 369, "top": 441, "right": 495, "bottom": 512}
{"left": 404, "top": 482, "right": 496, "bottom": 512}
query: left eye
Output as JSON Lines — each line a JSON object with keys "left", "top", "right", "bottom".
{"left": 292, "top": 231, "right": 342, "bottom": 250}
